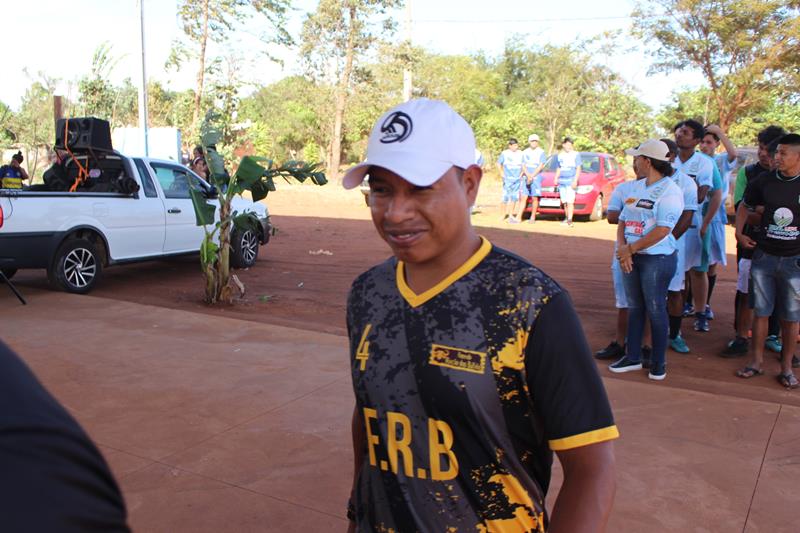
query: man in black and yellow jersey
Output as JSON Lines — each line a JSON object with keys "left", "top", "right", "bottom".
{"left": 341, "top": 98, "right": 618, "bottom": 532}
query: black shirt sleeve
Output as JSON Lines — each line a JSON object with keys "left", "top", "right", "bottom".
{"left": 742, "top": 174, "right": 765, "bottom": 208}
{"left": 524, "top": 291, "right": 619, "bottom": 451}
{"left": 0, "top": 340, "right": 130, "bottom": 532}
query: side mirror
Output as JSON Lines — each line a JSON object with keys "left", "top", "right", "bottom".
{"left": 204, "top": 185, "right": 219, "bottom": 198}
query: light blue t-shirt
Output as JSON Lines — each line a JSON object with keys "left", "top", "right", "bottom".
{"left": 673, "top": 151, "right": 714, "bottom": 192}
{"left": 619, "top": 176, "right": 684, "bottom": 255}
{"left": 670, "top": 168, "right": 699, "bottom": 214}
{"left": 498, "top": 149, "right": 524, "bottom": 180}
{"left": 557, "top": 151, "right": 582, "bottom": 185}
{"left": 608, "top": 179, "right": 639, "bottom": 213}
{"left": 713, "top": 153, "right": 734, "bottom": 224}
{"left": 522, "top": 147, "right": 546, "bottom": 174}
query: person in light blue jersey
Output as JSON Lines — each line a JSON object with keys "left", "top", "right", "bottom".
{"left": 554, "top": 137, "right": 582, "bottom": 227}
{"left": 673, "top": 119, "right": 717, "bottom": 332}
{"left": 700, "top": 125, "right": 738, "bottom": 321}
{"left": 610, "top": 139, "right": 684, "bottom": 381}
{"left": 661, "top": 138, "right": 699, "bottom": 354}
{"left": 497, "top": 138, "right": 525, "bottom": 223}
{"left": 595, "top": 176, "right": 652, "bottom": 363}
{"left": 520, "top": 134, "right": 547, "bottom": 223}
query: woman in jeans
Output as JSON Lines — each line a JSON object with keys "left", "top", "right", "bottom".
{"left": 609, "top": 139, "right": 685, "bottom": 380}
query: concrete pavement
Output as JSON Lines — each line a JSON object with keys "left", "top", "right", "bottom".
{"left": 1, "top": 289, "right": 798, "bottom": 532}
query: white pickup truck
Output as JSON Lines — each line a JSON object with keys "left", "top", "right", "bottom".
{"left": 0, "top": 152, "right": 270, "bottom": 294}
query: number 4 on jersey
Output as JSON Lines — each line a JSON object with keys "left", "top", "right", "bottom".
{"left": 356, "top": 324, "right": 372, "bottom": 371}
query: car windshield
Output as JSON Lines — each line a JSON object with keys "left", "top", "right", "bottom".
{"left": 543, "top": 153, "right": 600, "bottom": 173}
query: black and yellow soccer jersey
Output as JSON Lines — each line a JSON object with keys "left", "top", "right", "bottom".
{"left": 346, "top": 237, "right": 618, "bottom": 532}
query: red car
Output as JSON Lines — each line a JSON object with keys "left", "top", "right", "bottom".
{"left": 524, "top": 152, "right": 626, "bottom": 221}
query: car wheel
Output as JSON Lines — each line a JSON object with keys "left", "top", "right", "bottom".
{"left": 589, "top": 194, "right": 604, "bottom": 221}
{"left": 48, "top": 238, "right": 102, "bottom": 294}
{"left": 231, "top": 228, "right": 259, "bottom": 268}
{"left": 1, "top": 268, "right": 17, "bottom": 280}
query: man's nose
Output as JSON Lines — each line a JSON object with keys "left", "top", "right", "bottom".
{"left": 384, "top": 192, "right": 415, "bottom": 222}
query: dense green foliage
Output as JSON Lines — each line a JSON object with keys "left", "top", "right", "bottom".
{"left": 3, "top": 0, "right": 799, "bottom": 178}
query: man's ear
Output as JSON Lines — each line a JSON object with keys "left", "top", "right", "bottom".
{"left": 462, "top": 164, "right": 482, "bottom": 207}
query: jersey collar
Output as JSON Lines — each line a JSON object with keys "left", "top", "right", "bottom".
{"left": 396, "top": 236, "right": 492, "bottom": 308}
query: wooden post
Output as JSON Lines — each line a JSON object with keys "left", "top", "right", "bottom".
{"left": 53, "top": 95, "right": 64, "bottom": 141}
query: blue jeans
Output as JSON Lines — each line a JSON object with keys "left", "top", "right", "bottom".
{"left": 749, "top": 249, "right": 800, "bottom": 322}
{"left": 622, "top": 252, "right": 677, "bottom": 367}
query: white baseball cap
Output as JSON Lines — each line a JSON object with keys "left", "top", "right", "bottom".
{"left": 625, "top": 139, "right": 671, "bottom": 162}
{"left": 341, "top": 98, "right": 476, "bottom": 189}
{"left": 528, "top": 134, "right": 540, "bottom": 142}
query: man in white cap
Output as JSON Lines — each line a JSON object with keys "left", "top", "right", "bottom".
{"left": 520, "top": 134, "right": 547, "bottom": 223}
{"left": 341, "top": 98, "right": 617, "bottom": 532}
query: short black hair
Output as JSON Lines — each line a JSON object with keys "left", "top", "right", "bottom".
{"left": 757, "top": 125, "right": 785, "bottom": 146}
{"left": 777, "top": 133, "right": 800, "bottom": 147}
{"left": 703, "top": 129, "right": 720, "bottom": 142}
{"left": 673, "top": 119, "right": 704, "bottom": 139}
{"left": 660, "top": 138, "right": 678, "bottom": 156}
{"left": 508, "top": 138, "right": 518, "bottom": 145}
{"left": 647, "top": 157, "right": 674, "bottom": 176}
{"left": 562, "top": 137, "right": 573, "bottom": 144}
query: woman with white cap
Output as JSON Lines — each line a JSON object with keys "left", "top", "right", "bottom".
{"left": 609, "top": 139, "right": 685, "bottom": 380}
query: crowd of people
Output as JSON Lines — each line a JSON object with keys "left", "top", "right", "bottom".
{"left": 588, "top": 122, "right": 800, "bottom": 389}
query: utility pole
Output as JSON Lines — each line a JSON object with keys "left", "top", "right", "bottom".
{"left": 402, "top": 0, "right": 412, "bottom": 102}
{"left": 137, "top": 0, "right": 150, "bottom": 156}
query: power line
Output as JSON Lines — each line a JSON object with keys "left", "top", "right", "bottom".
{"left": 414, "top": 15, "right": 636, "bottom": 23}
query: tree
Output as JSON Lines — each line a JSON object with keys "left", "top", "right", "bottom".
{"left": 8, "top": 74, "right": 59, "bottom": 178}
{"left": 632, "top": 0, "right": 800, "bottom": 130}
{"left": 239, "top": 76, "right": 329, "bottom": 161}
{"left": 301, "top": 0, "right": 402, "bottom": 179}
{"left": 572, "top": 86, "right": 654, "bottom": 157}
{"left": 171, "top": 0, "right": 293, "bottom": 133}
{"left": 77, "top": 42, "right": 120, "bottom": 123}
{"left": 191, "top": 111, "right": 327, "bottom": 304}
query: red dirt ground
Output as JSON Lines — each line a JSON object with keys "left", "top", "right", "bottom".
{"left": 11, "top": 181, "right": 800, "bottom": 407}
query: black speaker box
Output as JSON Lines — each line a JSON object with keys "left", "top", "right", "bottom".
{"left": 55, "top": 117, "right": 113, "bottom": 152}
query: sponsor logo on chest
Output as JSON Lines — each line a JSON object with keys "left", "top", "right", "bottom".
{"left": 429, "top": 344, "right": 487, "bottom": 374}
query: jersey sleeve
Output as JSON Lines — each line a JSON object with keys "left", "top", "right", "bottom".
{"left": 524, "top": 291, "right": 618, "bottom": 451}
{"left": 711, "top": 164, "right": 722, "bottom": 191}
{"left": 656, "top": 188, "right": 683, "bottom": 229}
{"left": 575, "top": 153, "right": 583, "bottom": 170}
{"left": 682, "top": 177, "right": 698, "bottom": 212}
{"left": 607, "top": 183, "right": 626, "bottom": 212}
{"left": 733, "top": 167, "right": 747, "bottom": 206}
{"left": 696, "top": 157, "right": 714, "bottom": 189}
{"left": 497, "top": 152, "right": 505, "bottom": 165}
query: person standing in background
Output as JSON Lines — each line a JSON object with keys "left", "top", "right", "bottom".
{"left": 520, "top": 134, "right": 547, "bottom": 223}
{"left": 497, "top": 138, "right": 525, "bottom": 223}
{"left": 0, "top": 152, "right": 30, "bottom": 189}
{"left": 554, "top": 137, "right": 582, "bottom": 227}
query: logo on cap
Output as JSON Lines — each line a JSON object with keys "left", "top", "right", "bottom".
{"left": 379, "top": 111, "right": 413, "bottom": 144}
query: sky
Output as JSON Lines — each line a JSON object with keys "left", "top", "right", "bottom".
{"left": 2, "top": 0, "right": 705, "bottom": 113}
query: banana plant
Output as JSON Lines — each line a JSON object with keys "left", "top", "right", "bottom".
{"left": 191, "top": 111, "right": 327, "bottom": 304}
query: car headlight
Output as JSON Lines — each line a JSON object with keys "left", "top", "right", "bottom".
{"left": 576, "top": 185, "right": 594, "bottom": 195}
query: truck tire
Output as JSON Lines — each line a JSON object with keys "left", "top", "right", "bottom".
{"left": 1, "top": 268, "right": 17, "bottom": 280}
{"left": 48, "top": 238, "right": 103, "bottom": 294}
{"left": 231, "top": 228, "right": 259, "bottom": 269}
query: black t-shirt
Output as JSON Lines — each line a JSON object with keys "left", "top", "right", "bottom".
{"left": 0, "top": 340, "right": 130, "bottom": 532}
{"left": 738, "top": 163, "right": 769, "bottom": 260}
{"left": 347, "top": 238, "right": 617, "bottom": 532}
{"left": 743, "top": 171, "right": 800, "bottom": 257}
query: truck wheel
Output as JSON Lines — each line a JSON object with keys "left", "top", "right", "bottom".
{"left": 48, "top": 238, "right": 102, "bottom": 294}
{"left": 1, "top": 268, "right": 17, "bottom": 280}
{"left": 231, "top": 228, "right": 259, "bottom": 269}
{"left": 589, "top": 194, "right": 604, "bottom": 221}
